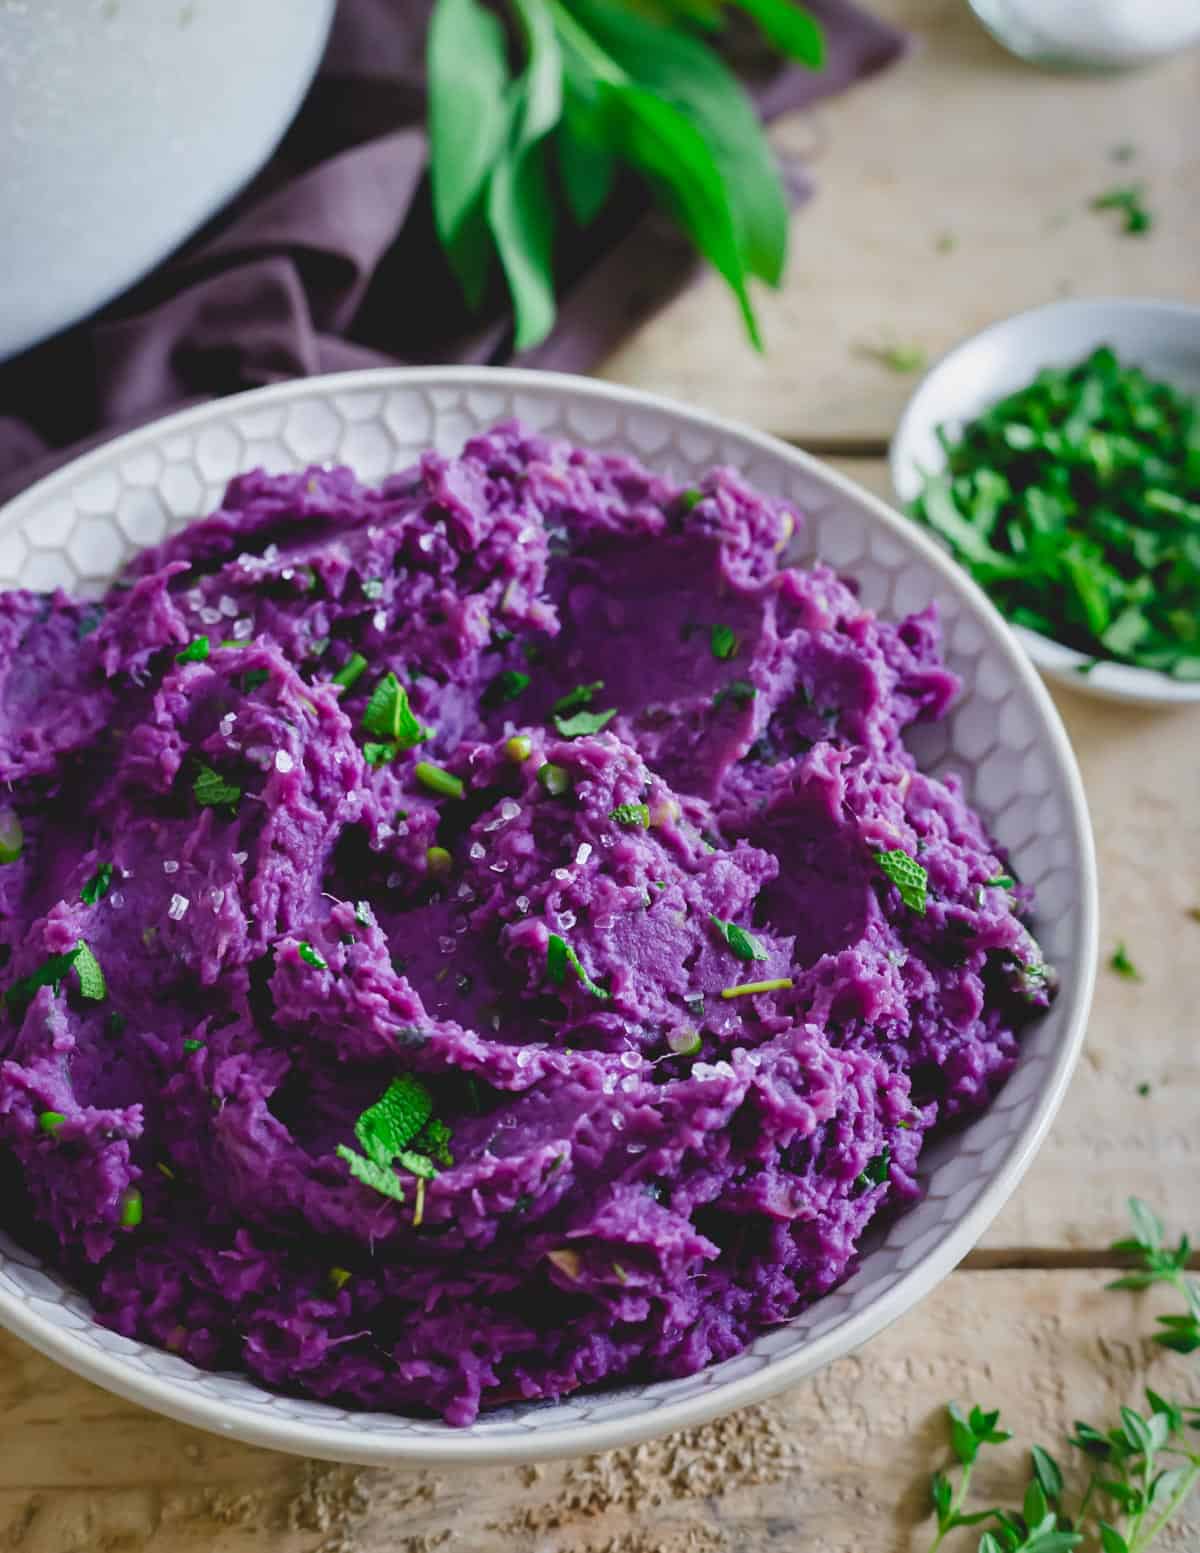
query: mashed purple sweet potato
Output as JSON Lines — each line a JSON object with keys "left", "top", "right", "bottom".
{"left": 0, "top": 423, "right": 1052, "bottom": 1424}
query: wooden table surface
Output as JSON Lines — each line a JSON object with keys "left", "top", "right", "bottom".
{"left": 3, "top": 3, "right": 1199, "bottom": 1549}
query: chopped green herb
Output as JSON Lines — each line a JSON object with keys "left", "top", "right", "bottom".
{"left": 719, "top": 977, "right": 793, "bottom": 1000}
{"left": 242, "top": 669, "right": 269, "bottom": 692}
{"left": 193, "top": 763, "right": 241, "bottom": 812}
{"left": 183, "top": 1038, "right": 204, "bottom": 1054}
{"left": 362, "top": 672, "right": 427, "bottom": 750}
{"left": 119, "top": 1187, "right": 143, "bottom": 1228}
{"left": 710, "top": 623, "right": 738, "bottom": 661}
{"left": 482, "top": 669, "right": 531, "bottom": 708}
{"left": 414, "top": 1116, "right": 454, "bottom": 1168}
{"left": 354, "top": 900, "right": 372, "bottom": 929}
{"left": 505, "top": 734, "right": 533, "bottom": 763}
{"left": 81, "top": 863, "right": 114, "bottom": 905}
{"left": 363, "top": 742, "right": 396, "bottom": 766}
{"left": 909, "top": 345, "right": 1200, "bottom": 676}
{"left": 679, "top": 488, "right": 704, "bottom": 512}
{"left": 336, "top": 1146, "right": 406, "bottom": 1202}
{"left": 361, "top": 578, "right": 385, "bottom": 601}
{"left": 298, "top": 942, "right": 328, "bottom": 971}
{"left": 1137, "top": 1081, "right": 1151, "bottom": 1097}
{"left": 874, "top": 850, "right": 928, "bottom": 915}
{"left": 328, "top": 1265, "right": 352, "bottom": 1290}
{"left": 855, "top": 1145, "right": 891, "bottom": 1193}
{"left": 414, "top": 761, "right": 464, "bottom": 800}
{"left": 332, "top": 653, "right": 368, "bottom": 690}
{"left": 546, "top": 932, "right": 609, "bottom": 1000}
{"left": 6, "top": 947, "right": 83, "bottom": 1014}
{"left": 935, "top": 232, "right": 957, "bottom": 254}
{"left": 863, "top": 341, "right": 927, "bottom": 374}
{"left": 1109, "top": 942, "right": 1142, "bottom": 981}
{"left": 107, "top": 1012, "right": 127, "bottom": 1037}
{"left": 175, "top": 637, "right": 210, "bottom": 664}
{"left": 554, "top": 706, "right": 617, "bottom": 738}
{"left": 708, "top": 914, "right": 768, "bottom": 962}
{"left": 667, "top": 1027, "right": 702, "bottom": 1056}
{"left": 713, "top": 679, "right": 757, "bottom": 710}
{"left": 355, "top": 1075, "right": 434, "bottom": 1164}
{"left": 0, "top": 810, "right": 23, "bottom": 865}
{"left": 552, "top": 681, "right": 604, "bottom": 716}
{"left": 985, "top": 873, "right": 1015, "bottom": 889}
{"left": 423, "top": 847, "right": 452, "bottom": 882}
{"left": 1091, "top": 183, "right": 1152, "bottom": 234}
{"left": 537, "top": 762, "right": 571, "bottom": 797}
{"left": 74, "top": 941, "right": 106, "bottom": 1001}
{"left": 38, "top": 1110, "right": 66, "bottom": 1134}
{"left": 396, "top": 1149, "right": 438, "bottom": 1180}
{"left": 609, "top": 802, "right": 650, "bottom": 828}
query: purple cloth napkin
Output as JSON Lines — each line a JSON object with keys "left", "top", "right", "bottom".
{"left": 0, "top": 0, "right": 904, "bottom": 503}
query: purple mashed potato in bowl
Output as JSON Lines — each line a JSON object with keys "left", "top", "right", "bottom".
{"left": 0, "top": 420, "right": 1058, "bottom": 1429}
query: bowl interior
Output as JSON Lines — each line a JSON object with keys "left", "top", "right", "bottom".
{"left": 0, "top": 370, "right": 1097, "bottom": 1463}
{"left": 889, "top": 299, "right": 1200, "bottom": 707}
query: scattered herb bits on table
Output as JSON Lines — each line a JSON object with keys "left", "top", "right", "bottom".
{"left": 0, "top": 424, "right": 1052, "bottom": 1426}
{"left": 909, "top": 347, "right": 1200, "bottom": 680}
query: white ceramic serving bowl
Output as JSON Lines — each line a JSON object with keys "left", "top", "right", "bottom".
{"left": 0, "top": 0, "right": 335, "bottom": 361}
{"left": 0, "top": 370, "right": 1098, "bottom": 1465}
{"left": 890, "top": 297, "right": 1200, "bottom": 708}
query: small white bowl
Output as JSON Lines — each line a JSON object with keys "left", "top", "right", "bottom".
{"left": 0, "top": 369, "right": 1097, "bottom": 1465}
{"left": 890, "top": 298, "right": 1200, "bottom": 707}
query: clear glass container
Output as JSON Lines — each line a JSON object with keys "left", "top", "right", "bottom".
{"left": 967, "top": 0, "right": 1200, "bottom": 71}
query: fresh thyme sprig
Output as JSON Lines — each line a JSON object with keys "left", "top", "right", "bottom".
{"left": 426, "top": 0, "right": 824, "bottom": 351}
{"left": 922, "top": 1200, "right": 1200, "bottom": 1553}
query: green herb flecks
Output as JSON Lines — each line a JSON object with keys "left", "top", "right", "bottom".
{"left": 175, "top": 637, "right": 210, "bottom": 663}
{"left": 183, "top": 1038, "right": 204, "bottom": 1054}
{"left": 554, "top": 706, "right": 617, "bottom": 738}
{"left": 854, "top": 1145, "right": 890, "bottom": 1194}
{"left": 863, "top": 341, "right": 927, "bottom": 374}
{"left": 609, "top": 802, "right": 650, "bottom": 828}
{"left": 363, "top": 742, "right": 396, "bottom": 766}
{"left": 708, "top": 913, "right": 768, "bottom": 962}
{"left": 537, "top": 761, "right": 571, "bottom": 797}
{"left": 73, "top": 941, "right": 106, "bottom": 1001}
{"left": 0, "top": 810, "right": 23, "bottom": 865}
{"left": 119, "top": 1188, "right": 143, "bottom": 1228}
{"left": 719, "top": 976, "right": 792, "bottom": 1000}
{"left": 332, "top": 653, "right": 368, "bottom": 690}
{"left": 710, "top": 623, "right": 738, "bottom": 660}
{"left": 713, "top": 679, "right": 757, "bottom": 710}
{"left": 679, "top": 487, "right": 704, "bottom": 512}
{"left": 1091, "top": 182, "right": 1153, "bottom": 235}
{"left": 546, "top": 932, "right": 609, "bottom": 1000}
{"left": 38, "top": 1111, "right": 66, "bottom": 1135}
{"left": 1110, "top": 942, "right": 1142, "bottom": 982}
{"left": 908, "top": 346, "right": 1200, "bottom": 678}
{"left": 427, "top": 0, "right": 825, "bottom": 353}
{"left": 297, "top": 942, "right": 328, "bottom": 971}
{"left": 482, "top": 668, "right": 532, "bottom": 708}
{"left": 193, "top": 763, "right": 241, "bottom": 812}
{"left": 985, "top": 873, "right": 1015, "bottom": 890}
{"left": 414, "top": 761, "right": 464, "bottom": 800}
{"left": 874, "top": 850, "right": 928, "bottom": 915}
{"left": 6, "top": 940, "right": 106, "bottom": 1015}
{"left": 81, "top": 864, "right": 114, "bottom": 905}
{"left": 242, "top": 669, "right": 269, "bottom": 692}
{"left": 362, "top": 672, "right": 429, "bottom": 752}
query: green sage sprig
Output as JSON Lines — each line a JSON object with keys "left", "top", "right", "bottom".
{"left": 426, "top": 0, "right": 824, "bottom": 351}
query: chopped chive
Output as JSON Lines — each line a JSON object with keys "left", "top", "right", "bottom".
{"left": 482, "top": 669, "right": 531, "bottom": 709}
{"left": 426, "top": 845, "right": 453, "bottom": 876}
{"left": 119, "top": 1187, "right": 143, "bottom": 1228}
{"left": 329, "top": 1266, "right": 352, "bottom": 1290}
{"left": 0, "top": 810, "right": 23, "bottom": 865}
{"left": 710, "top": 624, "right": 738, "bottom": 661}
{"left": 610, "top": 802, "right": 650, "bottom": 828}
{"left": 175, "top": 637, "right": 210, "bottom": 663}
{"left": 985, "top": 873, "right": 1015, "bottom": 889}
{"left": 537, "top": 762, "right": 571, "bottom": 797}
{"left": 708, "top": 914, "right": 769, "bottom": 962}
{"left": 505, "top": 734, "right": 533, "bottom": 763}
{"left": 297, "top": 942, "right": 327, "bottom": 971}
{"left": 679, "top": 488, "right": 704, "bottom": 512}
{"left": 667, "top": 1027, "right": 702, "bottom": 1056}
{"left": 1109, "top": 942, "right": 1142, "bottom": 981}
{"left": 415, "top": 762, "right": 464, "bottom": 800}
{"left": 546, "top": 932, "right": 609, "bottom": 1000}
{"left": 719, "top": 977, "right": 793, "bottom": 1000}
{"left": 80, "top": 863, "right": 114, "bottom": 905}
{"left": 854, "top": 1146, "right": 891, "bottom": 1193}
{"left": 363, "top": 742, "right": 396, "bottom": 766}
{"left": 332, "top": 653, "right": 368, "bottom": 690}
{"left": 182, "top": 1038, "right": 204, "bottom": 1053}
{"left": 38, "top": 1110, "right": 66, "bottom": 1134}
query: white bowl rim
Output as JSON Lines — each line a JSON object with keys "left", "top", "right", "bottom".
{"left": 0, "top": 366, "right": 1099, "bottom": 1464}
{"left": 889, "top": 294, "right": 1200, "bottom": 708}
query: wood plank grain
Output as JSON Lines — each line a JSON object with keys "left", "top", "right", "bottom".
{"left": 0, "top": 1272, "right": 1195, "bottom": 1551}
{"left": 829, "top": 456, "right": 1200, "bottom": 1251}
{"left": 599, "top": 0, "right": 1200, "bottom": 445}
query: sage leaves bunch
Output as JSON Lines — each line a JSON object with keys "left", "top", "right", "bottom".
{"left": 427, "top": 0, "right": 824, "bottom": 350}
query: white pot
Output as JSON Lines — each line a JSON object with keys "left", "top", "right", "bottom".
{"left": 0, "top": 0, "right": 336, "bottom": 362}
